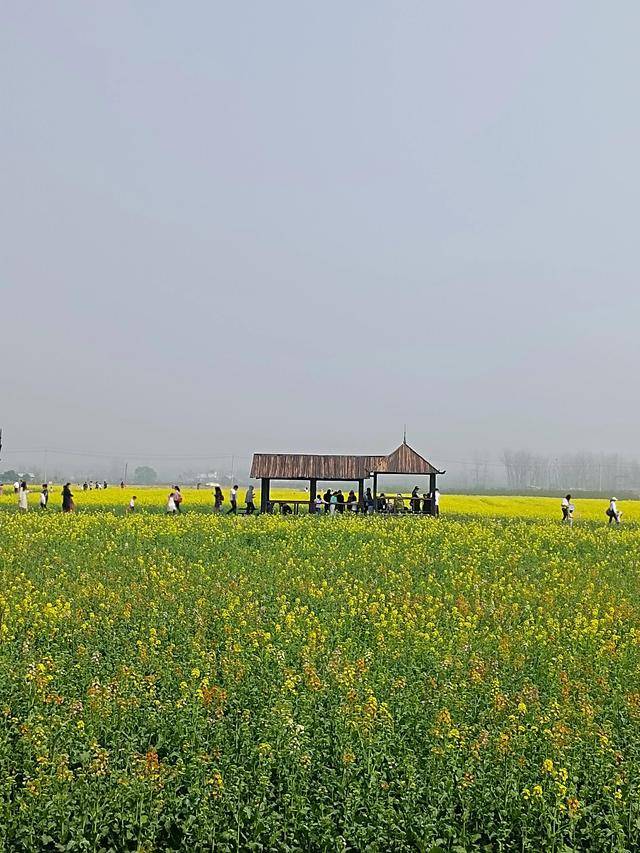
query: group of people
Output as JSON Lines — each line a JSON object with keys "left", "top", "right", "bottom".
{"left": 13, "top": 482, "right": 75, "bottom": 513}
{"left": 82, "top": 480, "right": 108, "bottom": 490}
{"left": 211, "top": 485, "right": 256, "bottom": 514}
{"left": 561, "top": 495, "right": 623, "bottom": 526}
{"left": 4, "top": 483, "right": 627, "bottom": 526}
{"left": 166, "top": 486, "right": 184, "bottom": 514}
{"left": 308, "top": 486, "right": 440, "bottom": 515}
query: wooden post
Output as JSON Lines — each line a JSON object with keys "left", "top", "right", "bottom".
{"left": 372, "top": 473, "right": 378, "bottom": 512}
{"left": 260, "top": 478, "right": 271, "bottom": 514}
{"left": 429, "top": 473, "right": 436, "bottom": 517}
{"left": 310, "top": 479, "right": 317, "bottom": 513}
{"left": 358, "top": 479, "right": 364, "bottom": 512}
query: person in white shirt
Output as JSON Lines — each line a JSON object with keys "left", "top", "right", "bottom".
{"left": 227, "top": 485, "right": 239, "bottom": 515}
{"left": 127, "top": 496, "right": 137, "bottom": 513}
{"left": 18, "top": 481, "right": 28, "bottom": 512}
{"left": 561, "top": 494, "right": 574, "bottom": 527}
{"left": 166, "top": 491, "right": 177, "bottom": 514}
{"left": 432, "top": 487, "right": 440, "bottom": 517}
{"left": 607, "top": 498, "right": 621, "bottom": 525}
{"left": 40, "top": 484, "right": 49, "bottom": 510}
{"left": 314, "top": 494, "right": 324, "bottom": 514}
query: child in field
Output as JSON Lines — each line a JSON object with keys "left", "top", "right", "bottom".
{"left": 173, "top": 486, "right": 183, "bottom": 513}
{"left": 166, "top": 491, "right": 177, "bottom": 514}
{"left": 128, "top": 496, "right": 137, "bottom": 513}
{"left": 213, "top": 486, "right": 224, "bottom": 512}
{"left": 40, "top": 484, "right": 48, "bottom": 510}
{"left": 314, "top": 494, "right": 324, "bottom": 513}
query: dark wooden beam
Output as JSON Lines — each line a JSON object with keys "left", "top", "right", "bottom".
{"left": 429, "top": 473, "right": 436, "bottom": 517}
{"left": 260, "top": 478, "right": 271, "bottom": 513}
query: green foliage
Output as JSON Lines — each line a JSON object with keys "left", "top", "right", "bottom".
{"left": 132, "top": 465, "right": 158, "bottom": 485}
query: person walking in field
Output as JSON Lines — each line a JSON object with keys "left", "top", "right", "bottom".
{"left": 227, "top": 484, "right": 239, "bottom": 514}
{"left": 62, "top": 483, "right": 74, "bottom": 513}
{"left": 18, "top": 481, "right": 29, "bottom": 512}
{"left": 127, "top": 496, "right": 137, "bottom": 513}
{"left": 213, "top": 486, "right": 224, "bottom": 512}
{"left": 166, "top": 490, "right": 177, "bottom": 514}
{"left": 561, "top": 494, "right": 574, "bottom": 526}
{"left": 245, "top": 485, "right": 256, "bottom": 515}
{"left": 607, "top": 497, "right": 621, "bottom": 525}
{"left": 39, "top": 483, "right": 49, "bottom": 510}
{"left": 173, "top": 486, "right": 183, "bottom": 513}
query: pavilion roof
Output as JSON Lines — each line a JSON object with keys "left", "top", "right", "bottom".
{"left": 250, "top": 442, "right": 444, "bottom": 480}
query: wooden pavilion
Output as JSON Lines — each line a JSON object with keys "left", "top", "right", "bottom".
{"left": 250, "top": 441, "right": 445, "bottom": 515}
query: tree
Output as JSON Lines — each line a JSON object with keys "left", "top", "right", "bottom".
{"left": 1, "top": 470, "right": 20, "bottom": 483}
{"left": 133, "top": 466, "right": 157, "bottom": 485}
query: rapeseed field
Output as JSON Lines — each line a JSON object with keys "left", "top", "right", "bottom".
{"left": 1, "top": 493, "right": 639, "bottom": 849}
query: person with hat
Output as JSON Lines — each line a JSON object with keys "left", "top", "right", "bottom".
{"left": 607, "top": 497, "right": 621, "bottom": 525}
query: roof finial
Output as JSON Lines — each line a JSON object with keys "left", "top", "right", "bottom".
{"left": 403, "top": 424, "right": 407, "bottom": 444}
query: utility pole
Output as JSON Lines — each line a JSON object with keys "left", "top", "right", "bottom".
{"left": 123, "top": 462, "right": 128, "bottom": 485}
{"left": 43, "top": 448, "right": 48, "bottom": 483}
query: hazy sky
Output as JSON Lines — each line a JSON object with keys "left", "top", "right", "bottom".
{"left": 2, "top": 2, "right": 639, "bottom": 475}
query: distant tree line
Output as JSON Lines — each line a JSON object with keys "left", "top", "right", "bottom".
{"left": 501, "top": 450, "right": 640, "bottom": 493}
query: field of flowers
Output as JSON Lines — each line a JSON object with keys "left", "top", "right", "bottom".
{"left": 2, "top": 494, "right": 640, "bottom": 850}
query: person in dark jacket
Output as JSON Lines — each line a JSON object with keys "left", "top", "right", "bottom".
{"left": 365, "top": 487, "right": 374, "bottom": 514}
{"left": 411, "top": 486, "right": 421, "bottom": 513}
{"left": 323, "top": 488, "right": 332, "bottom": 514}
{"left": 62, "top": 483, "right": 74, "bottom": 513}
{"left": 336, "top": 490, "right": 345, "bottom": 513}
